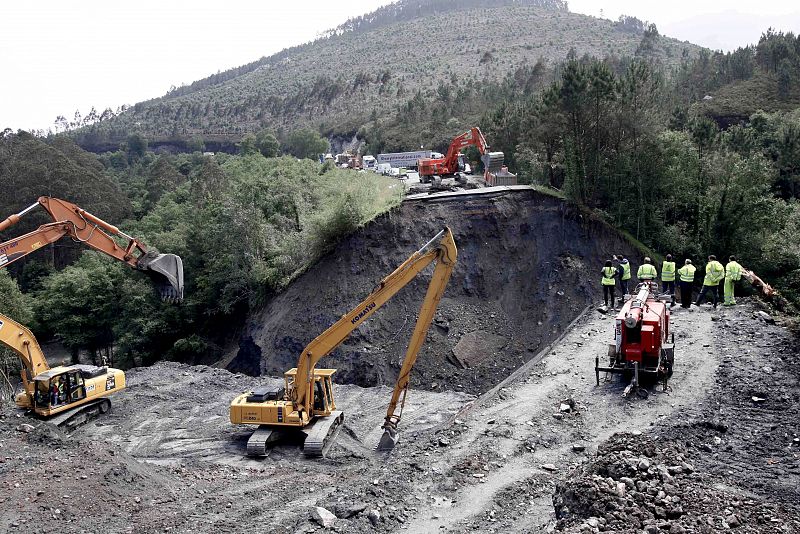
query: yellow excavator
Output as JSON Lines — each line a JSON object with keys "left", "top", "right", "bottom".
{"left": 0, "top": 197, "right": 184, "bottom": 428}
{"left": 230, "top": 227, "right": 457, "bottom": 457}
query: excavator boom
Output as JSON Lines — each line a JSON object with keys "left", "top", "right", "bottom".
{"left": 0, "top": 197, "right": 183, "bottom": 301}
{"left": 0, "top": 197, "right": 184, "bottom": 424}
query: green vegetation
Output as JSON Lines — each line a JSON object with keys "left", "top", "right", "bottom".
{"left": 0, "top": 133, "right": 401, "bottom": 368}
{"left": 475, "top": 29, "right": 800, "bottom": 309}
{"left": 62, "top": 1, "right": 697, "bottom": 150}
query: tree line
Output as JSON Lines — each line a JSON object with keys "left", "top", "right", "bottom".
{"left": 0, "top": 130, "right": 400, "bottom": 371}
{"left": 476, "top": 30, "right": 800, "bottom": 308}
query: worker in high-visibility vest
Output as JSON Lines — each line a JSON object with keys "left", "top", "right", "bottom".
{"left": 724, "top": 255, "right": 743, "bottom": 306}
{"left": 637, "top": 257, "right": 657, "bottom": 282}
{"left": 616, "top": 255, "right": 631, "bottom": 301}
{"left": 695, "top": 255, "right": 725, "bottom": 309}
{"left": 661, "top": 254, "right": 676, "bottom": 305}
{"left": 600, "top": 259, "right": 619, "bottom": 309}
{"left": 677, "top": 259, "right": 696, "bottom": 309}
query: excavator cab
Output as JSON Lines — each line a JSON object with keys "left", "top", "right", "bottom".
{"left": 284, "top": 369, "right": 337, "bottom": 418}
{"left": 32, "top": 370, "right": 86, "bottom": 411}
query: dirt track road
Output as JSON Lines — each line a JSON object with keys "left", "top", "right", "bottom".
{"left": 1, "top": 301, "right": 797, "bottom": 533}
{"left": 403, "top": 306, "right": 719, "bottom": 532}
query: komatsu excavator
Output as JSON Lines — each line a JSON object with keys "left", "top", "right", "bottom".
{"left": 418, "top": 127, "right": 504, "bottom": 185}
{"left": 0, "top": 197, "right": 184, "bottom": 428}
{"left": 230, "top": 227, "right": 457, "bottom": 457}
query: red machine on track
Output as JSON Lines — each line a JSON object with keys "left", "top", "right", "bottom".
{"left": 417, "top": 127, "right": 504, "bottom": 184}
{"left": 595, "top": 282, "right": 675, "bottom": 397}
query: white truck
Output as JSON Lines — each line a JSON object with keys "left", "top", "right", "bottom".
{"left": 362, "top": 155, "right": 377, "bottom": 171}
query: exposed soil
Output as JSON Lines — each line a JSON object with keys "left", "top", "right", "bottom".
{"left": 2, "top": 298, "right": 796, "bottom": 533}
{"left": 0, "top": 190, "right": 797, "bottom": 533}
{"left": 229, "top": 189, "right": 643, "bottom": 395}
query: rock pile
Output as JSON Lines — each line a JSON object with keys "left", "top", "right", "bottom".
{"left": 553, "top": 432, "right": 796, "bottom": 533}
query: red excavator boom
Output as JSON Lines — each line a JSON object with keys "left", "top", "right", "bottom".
{"left": 418, "top": 127, "right": 504, "bottom": 181}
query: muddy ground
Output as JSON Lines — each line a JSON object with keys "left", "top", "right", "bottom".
{"left": 1, "top": 299, "right": 797, "bottom": 533}
{"left": 228, "top": 189, "right": 643, "bottom": 395}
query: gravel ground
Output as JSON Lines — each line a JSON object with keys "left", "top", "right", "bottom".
{"left": 0, "top": 300, "right": 797, "bottom": 533}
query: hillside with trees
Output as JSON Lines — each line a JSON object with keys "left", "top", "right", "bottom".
{"left": 0, "top": 131, "right": 401, "bottom": 375}
{"left": 474, "top": 29, "right": 800, "bottom": 307}
{"left": 63, "top": 0, "right": 699, "bottom": 151}
{"left": 2, "top": 1, "right": 799, "bottom": 377}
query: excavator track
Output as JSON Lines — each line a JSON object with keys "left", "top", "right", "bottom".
{"left": 246, "top": 426, "right": 276, "bottom": 457}
{"left": 47, "top": 398, "right": 111, "bottom": 431}
{"left": 303, "top": 411, "right": 344, "bottom": 458}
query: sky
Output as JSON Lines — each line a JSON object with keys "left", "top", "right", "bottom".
{"left": 1, "top": 0, "right": 798, "bottom": 132}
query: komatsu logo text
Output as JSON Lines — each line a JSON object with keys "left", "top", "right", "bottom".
{"left": 351, "top": 302, "right": 376, "bottom": 325}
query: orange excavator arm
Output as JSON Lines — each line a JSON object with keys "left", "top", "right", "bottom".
{"left": 440, "top": 127, "right": 489, "bottom": 172}
{"left": 418, "top": 127, "right": 504, "bottom": 178}
{"left": 0, "top": 197, "right": 184, "bottom": 407}
{"left": 0, "top": 197, "right": 183, "bottom": 301}
{"left": 291, "top": 228, "right": 457, "bottom": 430}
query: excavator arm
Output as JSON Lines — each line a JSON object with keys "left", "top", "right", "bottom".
{"left": 0, "top": 197, "right": 183, "bottom": 301}
{"left": 418, "top": 127, "right": 504, "bottom": 178}
{"left": 292, "top": 228, "right": 458, "bottom": 433}
{"left": 0, "top": 197, "right": 184, "bottom": 408}
{"left": 377, "top": 231, "right": 456, "bottom": 450}
{"left": 441, "top": 127, "right": 489, "bottom": 172}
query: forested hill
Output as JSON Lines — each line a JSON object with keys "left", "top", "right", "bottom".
{"left": 67, "top": 0, "right": 698, "bottom": 151}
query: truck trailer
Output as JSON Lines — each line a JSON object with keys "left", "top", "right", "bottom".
{"left": 377, "top": 151, "right": 442, "bottom": 169}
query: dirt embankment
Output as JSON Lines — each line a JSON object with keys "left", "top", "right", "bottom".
{"left": 229, "top": 190, "right": 642, "bottom": 394}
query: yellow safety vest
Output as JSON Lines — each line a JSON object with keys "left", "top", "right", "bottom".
{"left": 703, "top": 261, "right": 724, "bottom": 286}
{"left": 661, "top": 261, "right": 676, "bottom": 282}
{"left": 637, "top": 263, "right": 657, "bottom": 280}
{"left": 725, "top": 261, "right": 742, "bottom": 281}
{"left": 620, "top": 262, "right": 631, "bottom": 280}
{"left": 602, "top": 267, "right": 616, "bottom": 286}
{"left": 678, "top": 264, "right": 696, "bottom": 283}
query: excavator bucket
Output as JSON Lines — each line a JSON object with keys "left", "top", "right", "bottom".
{"left": 376, "top": 425, "right": 399, "bottom": 451}
{"left": 481, "top": 152, "right": 505, "bottom": 174}
{"left": 138, "top": 252, "right": 184, "bottom": 302}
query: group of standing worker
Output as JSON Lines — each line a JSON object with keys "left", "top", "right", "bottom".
{"left": 600, "top": 254, "right": 744, "bottom": 310}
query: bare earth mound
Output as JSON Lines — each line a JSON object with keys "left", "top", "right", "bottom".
{"left": 230, "top": 189, "right": 643, "bottom": 395}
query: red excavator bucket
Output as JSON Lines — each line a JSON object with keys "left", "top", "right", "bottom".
{"left": 138, "top": 252, "right": 184, "bottom": 303}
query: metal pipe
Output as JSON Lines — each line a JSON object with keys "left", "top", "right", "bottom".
{"left": 17, "top": 202, "right": 40, "bottom": 218}
{"left": 416, "top": 229, "right": 446, "bottom": 256}
{"left": 0, "top": 202, "right": 40, "bottom": 232}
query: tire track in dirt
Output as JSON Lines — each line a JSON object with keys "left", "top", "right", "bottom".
{"left": 404, "top": 306, "right": 719, "bottom": 532}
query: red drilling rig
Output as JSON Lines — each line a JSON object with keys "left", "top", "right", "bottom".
{"left": 595, "top": 281, "right": 675, "bottom": 397}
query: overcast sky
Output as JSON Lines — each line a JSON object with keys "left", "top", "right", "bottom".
{"left": 1, "top": 0, "right": 798, "bottom": 132}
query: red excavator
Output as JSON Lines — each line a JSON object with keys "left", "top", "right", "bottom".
{"left": 595, "top": 281, "right": 674, "bottom": 398}
{"left": 0, "top": 197, "right": 184, "bottom": 428}
{"left": 418, "top": 127, "right": 504, "bottom": 185}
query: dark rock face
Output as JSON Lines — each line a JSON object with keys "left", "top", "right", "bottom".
{"left": 232, "top": 190, "right": 641, "bottom": 394}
